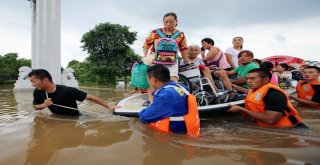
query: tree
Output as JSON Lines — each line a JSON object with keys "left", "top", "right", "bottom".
{"left": 81, "top": 22, "right": 138, "bottom": 84}
{"left": 121, "top": 49, "right": 142, "bottom": 85}
{"left": 0, "top": 53, "right": 31, "bottom": 83}
{"left": 67, "top": 59, "right": 96, "bottom": 83}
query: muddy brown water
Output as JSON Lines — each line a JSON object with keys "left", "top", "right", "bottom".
{"left": 0, "top": 84, "right": 319, "bottom": 165}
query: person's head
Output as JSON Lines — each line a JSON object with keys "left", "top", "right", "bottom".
{"left": 238, "top": 50, "right": 254, "bottom": 65}
{"left": 260, "top": 61, "right": 274, "bottom": 71}
{"left": 28, "top": 69, "right": 53, "bottom": 90}
{"left": 300, "top": 64, "right": 308, "bottom": 72}
{"left": 303, "top": 66, "right": 320, "bottom": 81}
{"left": 163, "top": 12, "right": 178, "bottom": 31}
{"left": 147, "top": 64, "right": 170, "bottom": 89}
{"left": 232, "top": 36, "right": 244, "bottom": 49}
{"left": 187, "top": 45, "right": 200, "bottom": 60}
{"left": 247, "top": 68, "right": 272, "bottom": 90}
{"left": 288, "top": 63, "right": 300, "bottom": 71}
{"left": 253, "top": 58, "right": 262, "bottom": 66}
{"left": 201, "top": 38, "right": 214, "bottom": 50}
{"left": 276, "top": 63, "right": 288, "bottom": 72}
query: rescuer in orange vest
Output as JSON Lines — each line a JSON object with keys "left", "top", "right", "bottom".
{"left": 228, "top": 68, "right": 306, "bottom": 128}
{"left": 289, "top": 66, "right": 320, "bottom": 109}
{"left": 139, "top": 64, "right": 200, "bottom": 136}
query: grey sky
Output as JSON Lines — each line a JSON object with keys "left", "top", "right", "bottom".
{"left": 1, "top": 0, "right": 320, "bottom": 67}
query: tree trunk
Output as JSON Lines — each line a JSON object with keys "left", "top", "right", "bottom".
{"left": 124, "top": 76, "right": 128, "bottom": 89}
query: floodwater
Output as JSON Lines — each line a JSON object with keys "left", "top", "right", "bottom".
{"left": 0, "top": 84, "right": 319, "bottom": 165}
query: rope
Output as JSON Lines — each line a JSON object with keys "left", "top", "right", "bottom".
{"left": 46, "top": 92, "right": 80, "bottom": 111}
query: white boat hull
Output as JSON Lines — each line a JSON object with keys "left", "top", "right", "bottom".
{"left": 114, "top": 93, "right": 244, "bottom": 117}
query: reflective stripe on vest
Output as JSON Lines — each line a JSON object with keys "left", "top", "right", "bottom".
{"left": 170, "top": 116, "right": 184, "bottom": 121}
{"left": 245, "top": 83, "right": 303, "bottom": 128}
{"left": 148, "top": 84, "right": 200, "bottom": 137}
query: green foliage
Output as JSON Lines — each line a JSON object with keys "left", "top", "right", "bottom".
{"left": 0, "top": 53, "right": 31, "bottom": 83}
{"left": 67, "top": 59, "right": 96, "bottom": 83}
{"left": 80, "top": 22, "right": 139, "bottom": 84}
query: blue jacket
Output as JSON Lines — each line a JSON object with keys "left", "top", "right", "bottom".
{"left": 139, "top": 81, "right": 188, "bottom": 134}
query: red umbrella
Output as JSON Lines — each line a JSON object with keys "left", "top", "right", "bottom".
{"left": 262, "top": 55, "right": 305, "bottom": 66}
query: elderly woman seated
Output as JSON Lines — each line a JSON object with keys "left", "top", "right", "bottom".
{"left": 180, "top": 45, "right": 220, "bottom": 92}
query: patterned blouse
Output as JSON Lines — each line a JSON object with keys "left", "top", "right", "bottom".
{"left": 143, "top": 28, "right": 188, "bottom": 54}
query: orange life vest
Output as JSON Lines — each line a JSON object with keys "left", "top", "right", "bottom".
{"left": 148, "top": 85, "right": 200, "bottom": 137}
{"left": 296, "top": 80, "right": 320, "bottom": 109}
{"left": 245, "top": 83, "right": 303, "bottom": 128}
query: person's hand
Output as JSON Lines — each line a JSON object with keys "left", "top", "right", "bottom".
{"left": 184, "top": 60, "right": 191, "bottom": 65}
{"left": 43, "top": 98, "right": 53, "bottom": 107}
{"left": 289, "top": 95, "right": 297, "bottom": 100}
{"left": 208, "top": 65, "right": 218, "bottom": 70}
{"left": 227, "top": 104, "right": 245, "bottom": 113}
{"left": 108, "top": 105, "right": 122, "bottom": 111}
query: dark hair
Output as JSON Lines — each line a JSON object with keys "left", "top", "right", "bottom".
{"left": 279, "top": 63, "right": 289, "bottom": 71}
{"left": 233, "top": 36, "right": 244, "bottom": 49}
{"left": 260, "top": 61, "right": 274, "bottom": 71}
{"left": 163, "top": 12, "right": 178, "bottom": 27}
{"left": 305, "top": 66, "right": 320, "bottom": 73}
{"left": 163, "top": 12, "right": 177, "bottom": 20}
{"left": 147, "top": 64, "right": 170, "bottom": 83}
{"left": 248, "top": 68, "right": 272, "bottom": 82}
{"left": 253, "top": 58, "right": 262, "bottom": 65}
{"left": 238, "top": 50, "right": 254, "bottom": 58}
{"left": 28, "top": 69, "right": 53, "bottom": 82}
{"left": 201, "top": 38, "right": 214, "bottom": 45}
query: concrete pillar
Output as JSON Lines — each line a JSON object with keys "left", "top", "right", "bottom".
{"left": 30, "top": 0, "right": 61, "bottom": 84}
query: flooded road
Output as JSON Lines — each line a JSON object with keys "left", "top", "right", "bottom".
{"left": 0, "top": 84, "right": 319, "bottom": 165}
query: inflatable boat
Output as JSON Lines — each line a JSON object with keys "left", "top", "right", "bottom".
{"left": 114, "top": 84, "right": 297, "bottom": 118}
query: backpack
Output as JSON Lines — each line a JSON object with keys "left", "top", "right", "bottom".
{"left": 153, "top": 29, "right": 181, "bottom": 65}
{"left": 130, "top": 62, "right": 149, "bottom": 89}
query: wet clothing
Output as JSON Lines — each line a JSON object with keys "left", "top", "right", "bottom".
{"left": 33, "top": 85, "right": 87, "bottom": 116}
{"left": 296, "top": 80, "right": 320, "bottom": 108}
{"left": 312, "top": 84, "right": 320, "bottom": 104}
{"left": 234, "top": 62, "right": 259, "bottom": 88}
{"left": 139, "top": 81, "right": 188, "bottom": 134}
{"left": 264, "top": 88, "right": 286, "bottom": 113}
{"left": 148, "top": 84, "right": 200, "bottom": 137}
{"left": 245, "top": 83, "right": 303, "bottom": 128}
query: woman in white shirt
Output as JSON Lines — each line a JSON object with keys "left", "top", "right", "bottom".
{"left": 225, "top": 37, "right": 244, "bottom": 69}
{"left": 275, "top": 63, "right": 292, "bottom": 80}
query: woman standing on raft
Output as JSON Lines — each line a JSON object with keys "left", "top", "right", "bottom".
{"left": 143, "top": 12, "right": 189, "bottom": 82}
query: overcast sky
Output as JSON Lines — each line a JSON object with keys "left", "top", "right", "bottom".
{"left": 1, "top": 0, "right": 320, "bottom": 67}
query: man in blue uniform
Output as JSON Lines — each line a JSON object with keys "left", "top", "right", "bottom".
{"left": 139, "top": 65, "right": 188, "bottom": 134}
